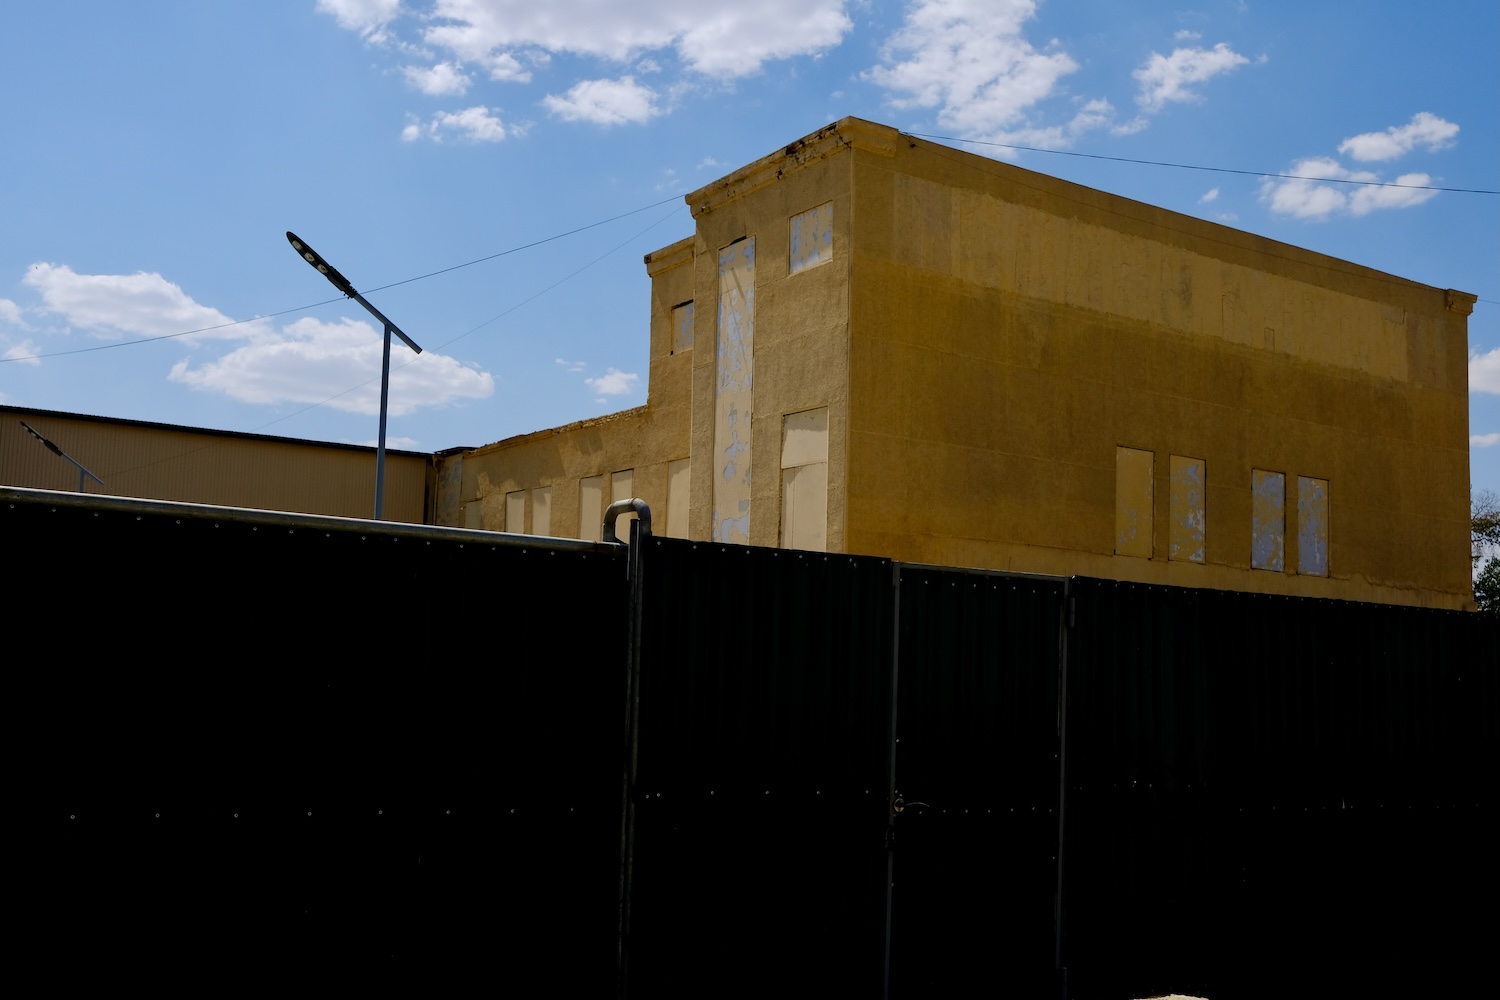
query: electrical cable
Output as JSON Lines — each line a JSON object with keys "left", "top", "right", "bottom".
{"left": 0, "top": 193, "right": 687, "bottom": 365}
{"left": 904, "top": 132, "right": 1500, "bottom": 195}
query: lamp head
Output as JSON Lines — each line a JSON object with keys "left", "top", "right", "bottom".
{"left": 285, "top": 231, "right": 356, "bottom": 297}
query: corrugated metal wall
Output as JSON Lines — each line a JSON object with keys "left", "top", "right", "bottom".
{"left": 16, "top": 488, "right": 627, "bottom": 989}
{"left": 17, "top": 487, "right": 1496, "bottom": 996}
{"left": 889, "top": 567, "right": 1064, "bottom": 995}
{"left": 2, "top": 407, "right": 428, "bottom": 521}
{"left": 1063, "top": 579, "right": 1498, "bottom": 998}
{"left": 628, "top": 537, "right": 894, "bottom": 995}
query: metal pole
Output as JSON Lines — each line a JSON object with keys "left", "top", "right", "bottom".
{"left": 375, "top": 323, "right": 393, "bottom": 520}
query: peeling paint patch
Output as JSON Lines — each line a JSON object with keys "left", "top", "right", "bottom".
{"left": 713, "top": 238, "right": 755, "bottom": 545}
{"left": 1252, "top": 470, "right": 1285, "bottom": 571}
{"left": 1169, "top": 456, "right": 1206, "bottom": 563}
{"left": 1297, "top": 476, "right": 1328, "bottom": 576}
{"left": 789, "top": 202, "right": 833, "bottom": 274}
{"left": 1115, "top": 446, "right": 1154, "bottom": 558}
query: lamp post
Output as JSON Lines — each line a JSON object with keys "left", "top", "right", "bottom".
{"left": 20, "top": 420, "right": 104, "bottom": 493}
{"left": 285, "top": 231, "right": 422, "bottom": 520}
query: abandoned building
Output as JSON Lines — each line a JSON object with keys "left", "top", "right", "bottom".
{"left": 434, "top": 117, "right": 1476, "bottom": 610}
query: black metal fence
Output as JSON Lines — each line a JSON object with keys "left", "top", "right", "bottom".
{"left": 14, "top": 487, "right": 1495, "bottom": 995}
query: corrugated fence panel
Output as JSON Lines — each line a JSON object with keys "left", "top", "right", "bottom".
{"left": 888, "top": 568, "right": 1065, "bottom": 996}
{"left": 627, "top": 537, "right": 894, "bottom": 997}
{"left": 1062, "top": 578, "right": 1498, "bottom": 999}
{"left": 15, "top": 491, "right": 628, "bottom": 989}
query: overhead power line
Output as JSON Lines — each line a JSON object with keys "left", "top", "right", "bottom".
{"left": 0, "top": 193, "right": 686, "bottom": 365}
{"left": 904, "top": 132, "right": 1500, "bottom": 195}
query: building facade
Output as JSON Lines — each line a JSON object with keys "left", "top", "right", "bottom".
{"left": 2, "top": 405, "right": 432, "bottom": 522}
{"left": 440, "top": 118, "right": 1477, "bottom": 609}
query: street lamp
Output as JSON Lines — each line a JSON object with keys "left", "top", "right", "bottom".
{"left": 285, "top": 231, "right": 422, "bottom": 520}
{"left": 20, "top": 420, "right": 104, "bottom": 493}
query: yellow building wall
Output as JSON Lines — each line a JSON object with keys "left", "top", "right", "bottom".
{"left": 684, "top": 123, "right": 856, "bottom": 552}
{"left": 0, "top": 406, "right": 429, "bottom": 522}
{"left": 840, "top": 126, "right": 1473, "bottom": 608}
{"left": 444, "top": 117, "right": 1473, "bottom": 609}
{"left": 450, "top": 238, "right": 696, "bottom": 538}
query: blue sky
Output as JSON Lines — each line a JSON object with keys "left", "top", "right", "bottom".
{"left": 3, "top": 1, "right": 1496, "bottom": 495}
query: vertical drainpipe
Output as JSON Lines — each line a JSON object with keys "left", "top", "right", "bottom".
{"left": 1054, "top": 580, "right": 1075, "bottom": 1000}
{"left": 613, "top": 501, "right": 650, "bottom": 998}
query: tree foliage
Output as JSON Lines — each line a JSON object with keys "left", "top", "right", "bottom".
{"left": 1474, "top": 490, "right": 1500, "bottom": 614}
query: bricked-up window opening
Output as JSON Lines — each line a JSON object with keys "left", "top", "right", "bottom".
{"left": 1169, "top": 456, "right": 1207, "bottom": 563}
{"left": 531, "top": 486, "right": 552, "bottom": 537}
{"left": 789, "top": 202, "right": 833, "bottom": 274}
{"left": 612, "top": 469, "right": 636, "bottom": 533}
{"left": 1298, "top": 476, "right": 1329, "bottom": 576}
{"left": 781, "top": 408, "right": 829, "bottom": 552}
{"left": 666, "top": 458, "right": 690, "bottom": 539}
{"left": 1115, "top": 446, "right": 1154, "bottom": 558}
{"left": 671, "top": 300, "right": 694, "bottom": 354}
{"left": 579, "top": 475, "right": 605, "bottom": 541}
{"left": 505, "top": 490, "right": 525, "bottom": 534}
{"left": 1252, "top": 470, "right": 1286, "bottom": 571}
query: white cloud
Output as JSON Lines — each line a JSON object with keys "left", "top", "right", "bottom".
{"left": 21, "top": 263, "right": 254, "bottom": 340}
{"left": 1199, "top": 187, "right": 1220, "bottom": 203}
{"left": 317, "top": 0, "right": 400, "bottom": 36}
{"left": 415, "top": 0, "right": 852, "bottom": 79}
{"left": 1133, "top": 42, "right": 1249, "bottom": 112}
{"left": 484, "top": 51, "right": 531, "bottom": 82}
{"left": 584, "top": 367, "right": 640, "bottom": 398}
{"left": 555, "top": 357, "right": 586, "bottom": 373}
{"left": 402, "top": 61, "right": 472, "bottom": 95}
{"left": 403, "top": 105, "right": 509, "bottom": 142}
{"left": 1472, "top": 348, "right": 1500, "bottom": 394}
{"left": 544, "top": 76, "right": 662, "bottom": 126}
{"left": 1338, "top": 112, "right": 1459, "bottom": 162}
{"left": 2, "top": 339, "right": 42, "bottom": 365}
{"left": 697, "top": 156, "right": 723, "bottom": 169}
{"left": 169, "top": 317, "right": 493, "bottom": 416}
{"left": 1260, "top": 157, "right": 1438, "bottom": 219}
{"left": 1472, "top": 433, "right": 1500, "bottom": 448}
{"left": 0, "top": 297, "right": 26, "bottom": 328}
{"left": 1174, "top": 30, "right": 1202, "bottom": 42}
{"left": 868, "top": 0, "right": 1079, "bottom": 141}
{"left": 360, "top": 435, "right": 421, "bottom": 449}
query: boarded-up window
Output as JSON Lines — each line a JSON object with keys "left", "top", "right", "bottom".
{"left": 532, "top": 486, "right": 551, "bottom": 537}
{"left": 579, "top": 475, "right": 605, "bottom": 541}
{"left": 612, "top": 469, "right": 635, "bottom": 534}
{"left": 672, "top": 300, "right": 694, "bottom": 354}
{"left": 1252, "top": 470, "right": 1285, "bottom": 571}
{"left": 1298, "top": 476, "right": 1329, "bottom": 576}
{"left": 781, "top": 408, "right": 829, "bottom": 552}
{"left": 505, "top": 490, "right": 525, "bottom": 534}
{"left": 1115, "top": 447, "right": 1154, "bottom": 558}
{"left": 713, "top": 238, "right": 754, "bottom": 545}
{"left": 1169, "top": 456, "right": 1206, "bottom": 563}
{"left": 464, "top": 501, "right": 482, "bottom": 530}
{"left": 666, "top": 458, "right": 690, "bottom": 539}
{"left": 789, "top": 202, "right": 833, "bottom": 274}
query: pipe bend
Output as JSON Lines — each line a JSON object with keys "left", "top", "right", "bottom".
{"left": 602, "top": 498, "right": 653, "bottom": 544}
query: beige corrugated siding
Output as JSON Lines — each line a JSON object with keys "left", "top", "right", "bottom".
{"left": 1, "top": 407, "right": 428, "bottom": 522}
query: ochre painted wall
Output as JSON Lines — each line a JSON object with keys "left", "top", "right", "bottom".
{"left": 842, "top": 128, "right": 1472, "bottom": 608}
{"left": 445, "top": 117, "right": 1474, "bottom": 610}
{"left": 450, "top": 238, "right": 695, "bottom": 538}
{"left": 0, "top": 406, "right": 430, "bottom": 522}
